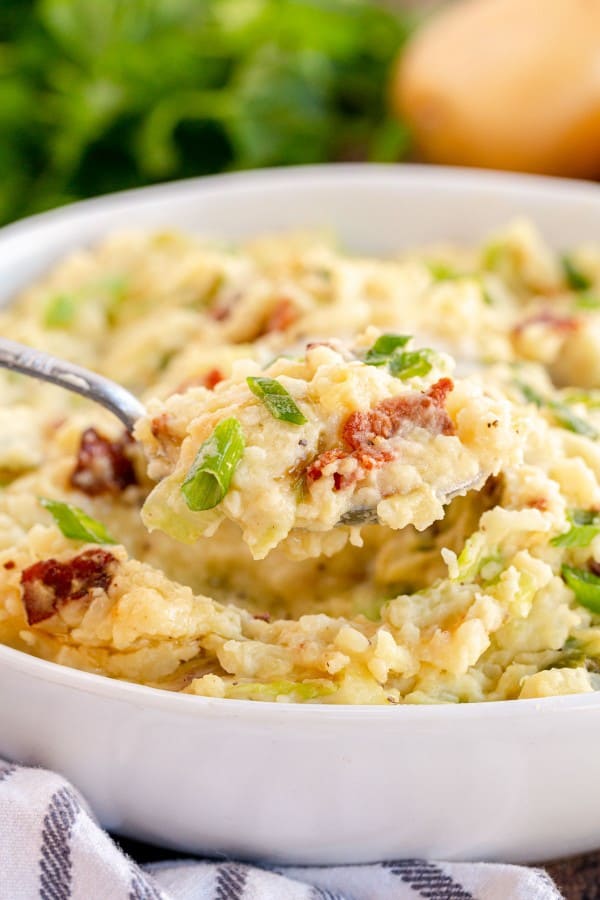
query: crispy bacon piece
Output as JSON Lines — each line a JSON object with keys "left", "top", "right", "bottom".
{"left": 175, "top": 368, "right": 225, "bottom": 395}
{"left": 209, "top": 303, "right": 232, "bottom": 322}
{"left": 70, "top": 428, "right": 138, "bottom": 497}
{"left": 263, "top": 298, "right": 298, "bottom": 334}
{"left": 307, "top": 379, "right": 455, "bottom": 491}
{"left": 21, "top": 549, "right": 117, "bottom": 626}
{"left": 513, "top": 310, "right": 580, "bottom": 336}
{"left": 342, "top": 379, "right": 454, "bottom": 451}
{"left": 306, "top": 448, "right": 347, "bottom": 486}
{"left": 201, "top": 368, "right": 224, "bottom": 390}
{"left": 527, "top": 497, "right": 549, "bottom": 511}
{"left": 150, "top": 413, "right": 170, "bottom": 440}
{"left": 379, "top": 376, "right": 455, "bottom": 436}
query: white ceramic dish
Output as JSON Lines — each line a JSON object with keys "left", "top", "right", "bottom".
{"left": 1, "top": 165, "right": 600, "bottom": 865}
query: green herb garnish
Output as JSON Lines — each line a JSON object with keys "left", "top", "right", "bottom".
{"left": 562, "top": 565, "right": 600, "bottom": 613}
{"left": 552, "top": 510, "right": 600, "bottom": 548}
{"left": 0, "top": 2, "right": 411, "bottom": 227}
{"left": 365, "top": 334, "right": 436, "bottom": 379}
{"left": 181, "top": 418, "right": 245, "bottom": 511}
{"left": 44, "top": 294, "right": 77, "bottom": 329}
{"left": 364, "top": 333, "right": 411, "bottom": 366}
{"left": 574, "top": 292, "right": 600, "bottom": 310}
{"left": 247, "top": 376, "right": 307, "bottom": 425}
{"left": 40, "top": 498, "right": 116, "bottom": 544}
{"left": 517, "top": 381, "right": 598, "bottom": 439}
{"left": 427, "top": 261, "right": 460, "bottom": 281}
{"left": 227, "top": 679, "right": 336, "bottom": 702}
{"left": 563, "top": 389, "right": 600, "bottom": 409}
{"left": 389, "top": 348, "right": 435, "bottom": 380}
{"left": 562, "top": 255, "right": 592, "bottom": 292}
{"left": 550, "top": 403, "right": 599, "bottom": 438}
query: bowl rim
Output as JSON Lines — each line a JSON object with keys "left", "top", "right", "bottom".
{"left": 2, "top": 639, "right": 600, "bottom": 720}
{"left": 2, "top": 161, "right": 600, "bottom": 721}
{"left": 2, "top": 161, "right": 600, "bottom": 245}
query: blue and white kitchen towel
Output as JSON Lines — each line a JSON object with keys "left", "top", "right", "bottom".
{"left": 0, "top": 758, "right": 564, "bottom": 899}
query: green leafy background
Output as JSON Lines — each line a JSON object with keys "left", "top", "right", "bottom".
{"left": 0, "top": 0, "right": 412, "bottom": 225}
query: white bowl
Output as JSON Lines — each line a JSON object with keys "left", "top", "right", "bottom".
{"left": 1, "top": 165, "right": 600, "bottom": 865}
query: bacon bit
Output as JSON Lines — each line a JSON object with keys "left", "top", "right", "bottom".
{"left": 253, "top": 612, "right": 271, "bottom": 622}
{"left": 70, "top": 428, "right": 138, "bottom": 497}
{"left": 527, "top": 497, "right": 549, "bottom": 511}
{"left": 513, "top": 310, "right": 580, "bottom": 336}
{"left": 3, "top": 561, "right": 15, "bottom": 570}
{"left": 210, "top": 304, "right": 231, "bottom": 322}
{"left": 342, "top": 409, "right": 394, "bottom": 451}
{"left": 345, "top": 377, "right": 455, "bottom": 450}
{"left": 150, "top": 413, "right": 171, "bottom": 440}
{"left": 306, "top": 340, "right": 337, "bottom": 352}
{"left": 263, "top": 298, "right": 298, "bottom": 334}
{"left": 306, "top": 448, "right": 347, "bottom": 484}
{"left": 21, "top": 549, "right": 117, "bottom": 626}
{"left": 202, "top": 368, "right": 224, "bottom": 390}
{"left": 307, "top": 379, "right": 455, "bottom": 491}
{"left": 175, "top": 368, "right": 225, "bottom": 395}
{"left": 379, "top": 377, "right": 455, "bottom": 436}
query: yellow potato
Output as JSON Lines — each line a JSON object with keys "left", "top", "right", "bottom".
{"left": 393, "top": 0, "right": 600, "bottom": 177}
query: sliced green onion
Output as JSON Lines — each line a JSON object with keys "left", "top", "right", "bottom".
{"left": 226, "top": 679, "right": 336, "bottom": 702}
{"left": 103, "top": 275, "right": 129, "bottom": 325}
{"left": 549, "top": 401, "right": 598, "bottom": 438}
{"left": 481, "top": 287, "right": 494, "bottom": 306}
{"left": 40, "top": 498, "right": 116, "bottom": 544}
{"left": 389, "top": 348, "right": 435, "bottom": 380}
{"left": 427, "top": 261, "right": 461, "bottom": 281}
{"left": 552, "top": 510, "right": 600, "bottom": 548}
{"left": 181, "top": 417, "right": 245, "bottom": 511}
{"left": 562, "top": 254, "right": 592, "bottom": 292}
{"left": 44, "top": 294, "right": 77, "bottom": 329}
{"left": 364, "top": 333, "right": 411, "bottom": 366}
{"left": 562, "top": 565, "right": 600, "bottom": 613}
{"left": 246, "top": 376, "right": 307, "bottom": 425}
{"left": 563, "top": 389, "right": 600, "bottom": 409}
{"left": 574, "top": 292, "right": 600, "bottom": 310}
{"left": 516, "top": 381, "right": 598, "bottom": 438}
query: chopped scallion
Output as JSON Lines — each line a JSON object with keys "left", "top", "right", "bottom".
{"left": 44, "top": 294, "right": 76, "bottom": 329}
{"left": 389, "top": 348, "right": 435, "bottom": 380}
{"left": 562, "top": 565, "right": 600, "bottom": 613}
{"left": 181, "top": 418, "right": 245, "bottom": 511}
{"left": 516, "top": 381, "right": 598, "bottom": 438}
{"left": 427, "top": 261, "right": 461, "bottom": 281}
{"left": 562, "top": 254, "right": 592, "bottom": 292}
{"left": 247, "top": 376, "right": 307, "bottom": 425}
{"left": 364, "top": 333, "right": 411, "bottom": 366}
{"left": 552, "top": 510, "right": 600, "bottom": 548}
{"left": 574, "top": 292, "right": 600, "bottom": 310}
{"left": 40, "top": 498, "right": 116, "bottom": 544}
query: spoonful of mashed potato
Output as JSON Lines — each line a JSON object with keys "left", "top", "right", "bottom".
{"left": 0, "top": 330, "right": 521, "bottom": 560}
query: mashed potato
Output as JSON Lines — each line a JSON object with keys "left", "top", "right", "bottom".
{"left": 137, "top": 334, "right": 520, "bottom": 559}
{"left": 2, "top": 220, "right": 600, "bottom": 704}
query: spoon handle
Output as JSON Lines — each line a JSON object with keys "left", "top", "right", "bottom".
{"left": 0, "top": 337, "right": 145, "bottom": 432}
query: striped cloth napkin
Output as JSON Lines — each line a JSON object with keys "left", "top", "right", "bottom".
{"left": 0, "top": 758, "right": 565, "bottom": 900}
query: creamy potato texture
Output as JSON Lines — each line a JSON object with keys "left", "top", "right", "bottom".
{"left": 137, "top": 336, "right": 519, "bottom": 560}
{"left": 2, "top": 220, "right": 600, "bottom": 704}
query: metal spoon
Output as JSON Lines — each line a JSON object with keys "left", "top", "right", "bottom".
{"left": 339, "top": 473, "right": 485, "bottom": 526}
{"left": 0, "top": 337, "right": 144, "bottom": 431}
{"left": 0, "top": 336, "right": 484, "bottom": 527}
